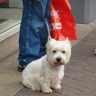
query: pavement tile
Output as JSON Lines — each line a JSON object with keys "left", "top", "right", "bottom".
{"left": 0, "top": 73, "right": 22, "bottom": 86}
{"left": 76, "top": 24, "right": 93, "bottom": 32}
{"left": 2, "top": 51, "right": 19, "bottom": 63}
{"left": 89, "top": 19, "right": 96, "bottom": 29}
{"left": 71, "top": 40, "right": 81, "bottom": 47}
{"left": 15, "top": 87, "right": 64, "bottom": 96}
{"left": 0, "top": 86, "right": 22, "bottom": 96}
{"left": 0, "top": 43, "right": 3, "bottom": 61}
{"left": 76, "top": 30, "right": 92, "bottom": 40}
{"left": 0, "top": 62, "right": 19, "bottom": 73}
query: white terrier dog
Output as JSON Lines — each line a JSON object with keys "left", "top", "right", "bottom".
{"left": 22, "top": 37, "right": 71, "bottom": 93}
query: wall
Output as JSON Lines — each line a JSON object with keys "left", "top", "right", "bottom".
{"left": 69, "top": 0, "right": 96, "bottom": 24}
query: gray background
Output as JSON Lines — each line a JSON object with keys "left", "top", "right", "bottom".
{"left": 69, "top": 0, "right": 96, "bottom": 24}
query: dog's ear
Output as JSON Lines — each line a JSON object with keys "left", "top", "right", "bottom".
{"left": 65, "top": 37, "right": 68, "bottom": 41}
{"left": 46, "top": 36, "right": 56, "bottom": 49}
{"left": 65, "top": 37, "right": 71, "bottom": 48}
{"left": 47, "top": 36, "right": 56, "bottom": 42}
{"left": 65, "top": 37, "right": 70, "bottom": 43}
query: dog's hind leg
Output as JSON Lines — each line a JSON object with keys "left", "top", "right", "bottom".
{"left": 22, "top": 79, "right": 32, "bottom": 89}
{"left": 22, "top": 78, "right": 39, "bottom": 90}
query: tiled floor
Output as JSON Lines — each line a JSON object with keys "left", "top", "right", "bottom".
{"left": 0, "top": 19, "right": 96, "bottom": 96}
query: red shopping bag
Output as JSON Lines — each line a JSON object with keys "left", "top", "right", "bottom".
{"left": 50, "top": 0, "right": 77, "bottom": 40}
{"left": 0, "top": 0, "right": 5, "bottom": 3}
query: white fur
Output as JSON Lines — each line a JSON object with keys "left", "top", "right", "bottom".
{"left": 22, "top": 38, "right": 71, "bottom": 93}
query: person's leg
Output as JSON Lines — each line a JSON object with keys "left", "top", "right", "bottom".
{"left": 38, "top": 0, "right": 51, "bottom": 58}
{"left": 18, "top": 0, "right": 51, "bottom": 71}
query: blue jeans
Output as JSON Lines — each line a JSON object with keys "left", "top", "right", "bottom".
{"left": 18, "top": 0, "right": 51, "bottom": 65}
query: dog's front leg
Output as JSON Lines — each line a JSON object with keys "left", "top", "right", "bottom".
{"left": 52, "top": 83, "right": 61, "bottom": 90}
{"left": 51, "top": 78, "right": 61, "bottom": 90}
{"left": 38, "top": 77, "right": 52, "bottom": 93}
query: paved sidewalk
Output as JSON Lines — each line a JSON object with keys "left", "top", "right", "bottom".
{"left": 0, "top": 19, "right": 96, "bottom": 96}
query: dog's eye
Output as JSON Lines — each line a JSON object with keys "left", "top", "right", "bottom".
{"left": 53, "top": 50, "right": 56, "bottom": 53}
{"left": 62, "top": 51, "right": 65, "bottom": 53}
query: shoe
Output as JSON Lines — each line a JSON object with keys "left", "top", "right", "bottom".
{"left": 18, "top": 64, "right": 26, "bottom": 72}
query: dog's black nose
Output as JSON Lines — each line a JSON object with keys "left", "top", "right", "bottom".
{"left": 56, "top": 58, "right": 61, "bottom": 62}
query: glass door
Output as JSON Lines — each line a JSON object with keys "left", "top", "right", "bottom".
{"left": 0, "top": 0, "right": 23, "bottom": 34}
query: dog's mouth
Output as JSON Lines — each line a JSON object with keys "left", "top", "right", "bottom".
{"left": 54, "top": 62, "right": 64, "bottom": 66}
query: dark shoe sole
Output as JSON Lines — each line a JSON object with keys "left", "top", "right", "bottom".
{"left": 18, "top": 64, "right": 26, "bottom": 72}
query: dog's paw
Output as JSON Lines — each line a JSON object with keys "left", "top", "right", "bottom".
{"left": 42, "top": 88, "right": 52, "bottom": 93}
{"left": 53, "top": 84, "right": 61, "bottom": 90}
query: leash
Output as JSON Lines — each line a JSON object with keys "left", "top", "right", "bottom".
{"left": 45, "top": 19, "right": 51, "bottom": 40}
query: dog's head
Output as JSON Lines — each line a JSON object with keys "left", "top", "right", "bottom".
{"left": 46, "top": 37, "right": 71, "bottom": 66}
